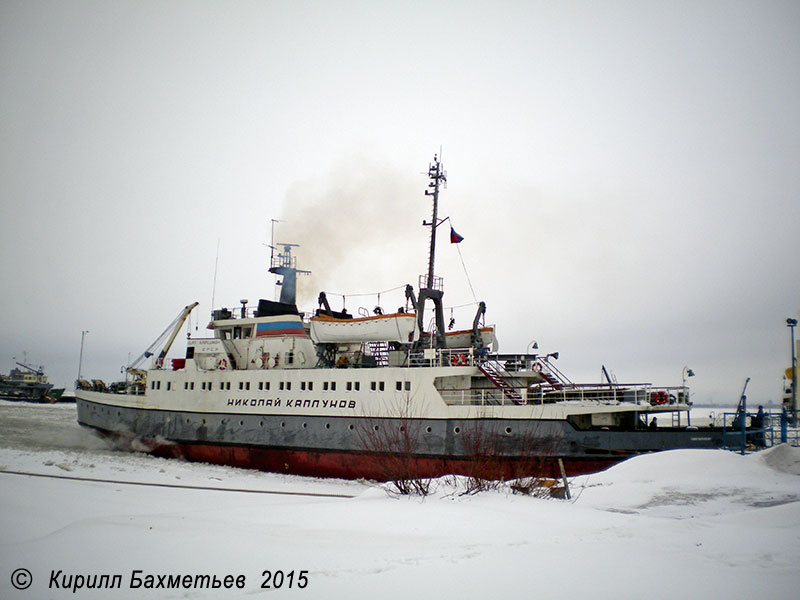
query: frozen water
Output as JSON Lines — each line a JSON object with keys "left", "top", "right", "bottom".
{"left": 1, "top": 401, "right": 799, "bottom": 599}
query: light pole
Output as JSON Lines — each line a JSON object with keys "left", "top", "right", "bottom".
{"left": 682, "top": 366, "right": 695, "bottom": 397}
{"left": 77, "top": 330, "right": 89, "bottom": 383}
{"left": 680, "top": 367, "right": 695, "bottom": 427}
{"left": 788, "top": 318, "right": 797, "bottom": 427}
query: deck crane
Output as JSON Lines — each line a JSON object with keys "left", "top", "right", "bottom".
{"left": 127, "top": 302, "right": 199, "bottom": 381}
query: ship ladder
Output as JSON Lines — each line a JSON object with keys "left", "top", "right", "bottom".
{"left": 539, "top": 370, "right": 564, "bottom": 390}
{"left": 368, "top": 341, "right": 389, "bottom": 367}
{"left": 532, "top": 360, "right": 567, "bottom": 390}
{"left": 478, "top": 362, "right": 525, "bottom": 405}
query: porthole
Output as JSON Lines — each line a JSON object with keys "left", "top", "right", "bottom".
{"left": 325, "top": 423, "right": 331, "bottom": 429}
{"left": 426, "top": 426, "right": 432, "bottom": 433}
{"left": 281, "top": 421, "right": 286, "bottom": 428}
{"left": 505, "top": 426, "right": 512, "bottom": 434}
{"left": 454, "top": 427, "right": 461, "bottom": 434}
{"left": 302, "top": 422, "right": 308, "bottom": 429}
{"left": 239, "top": 420, "right": 244, "bottom": 426}
{"left": 348, "top": 424, "right": 354, "bottom": 430}
{"left": 399, "top": 425, "right": 406, "bottom": 432}
{"left": 373, "top": 425, "right": 379, "bottom": 431}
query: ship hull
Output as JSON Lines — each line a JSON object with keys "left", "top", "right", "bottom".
{"left": 76, "top": 394, "right": 743, "bottom": 479}
{"left": 115, "top": 435, "right": 621, "bottom": 480}
{"left": 0, "top": 382, "right": 54, "bottom": 402}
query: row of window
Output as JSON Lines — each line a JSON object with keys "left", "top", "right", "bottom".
{"left": 151, "top": 379, "right": 412, "bottom": 392}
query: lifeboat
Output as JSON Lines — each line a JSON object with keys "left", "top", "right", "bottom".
{"left": 310, "top": 312, "right": 420, "bottom": 344}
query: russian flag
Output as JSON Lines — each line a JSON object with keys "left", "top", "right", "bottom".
{"left": 450, "top": 226, "right": 464, "bottom": 244}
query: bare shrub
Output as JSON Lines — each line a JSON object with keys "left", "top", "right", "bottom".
{"left": 357, "top": 395, "right": 568, "bottom": 498}
{"left": 357, "top": 394, "right": 434, "bottom": 496}
{"left": 460, "top": 421, "right": 563, "bottom": 498}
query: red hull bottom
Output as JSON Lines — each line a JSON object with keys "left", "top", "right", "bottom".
{"left": 116, "top": 437, "right": 624, "bottom": 480}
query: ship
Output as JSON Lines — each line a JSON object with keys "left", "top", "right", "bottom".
{"left": 0, "top": 362, "right": 58, "bottom": 402}
{"left": 76, "top": 156, "right": 748, "bottom": 480}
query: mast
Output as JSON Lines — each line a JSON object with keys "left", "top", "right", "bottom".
{"left": 269, "top": 243, "right": 310, "bottom": 306}
{"left": 267, "top": 220, "right": 309, "bottom": 307}
{"left": 424, "top": 155, "right": 446, "bottom": 289}
{"left": 417, "top": 155, "right": 448, "bottom": 348}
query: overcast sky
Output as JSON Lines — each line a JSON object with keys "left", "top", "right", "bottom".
{"left": 1, "top": 0, "right": 798, "bottom": 405}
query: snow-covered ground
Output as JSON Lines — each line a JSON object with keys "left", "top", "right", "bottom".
{"left": 1, "top": 401, "right": 799, "bottom": 599}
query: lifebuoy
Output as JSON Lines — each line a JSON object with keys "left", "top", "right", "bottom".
{"left": 154, "top": 357, "right": 164, "bottom": 369}
{"left": 531, "top": 361, "right": 542, "bottom": 373}
{"left": 218, "top": 358, "right": 228, "bottom": 370}
{"left": 450, "top": 353, "right": 468, "bottom": 366}
{"left": 650, "top": 390, "right": 667, "bottom": 405}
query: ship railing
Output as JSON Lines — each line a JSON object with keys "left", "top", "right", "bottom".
{"left": 419, "top": 274, "right": 444, "bottom": 292}
{"left": 439, "top": 387, "right": 507, "bottom": 406}
{"left": 440, "top": 382, "right": 691, "bottom": 408}
{"left": 718, "top": 410, "right": 800, "bottom": 451}
{"left": 408, "top": 349, "right": 560, "bottom": 369}
{"left": 408, "top": 347, "right": 479, "bottom": 368}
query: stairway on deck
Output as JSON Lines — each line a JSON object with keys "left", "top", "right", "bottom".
{"left": 478, "top": 362, "right": 524, "bottom": 404}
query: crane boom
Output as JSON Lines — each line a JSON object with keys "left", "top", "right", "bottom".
{"left": 156, "top": 302, "right": 199, "bottom": 363}
{"left": 128, "top": 302, "right": 199, "bottom": 372}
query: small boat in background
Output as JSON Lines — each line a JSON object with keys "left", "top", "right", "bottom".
{"left": 0, "top": 362, "right": 58, "bottom": 402}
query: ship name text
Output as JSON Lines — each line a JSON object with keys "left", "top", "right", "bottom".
{"left": 226, "top": 397, "right": 357, "bottom": 410}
